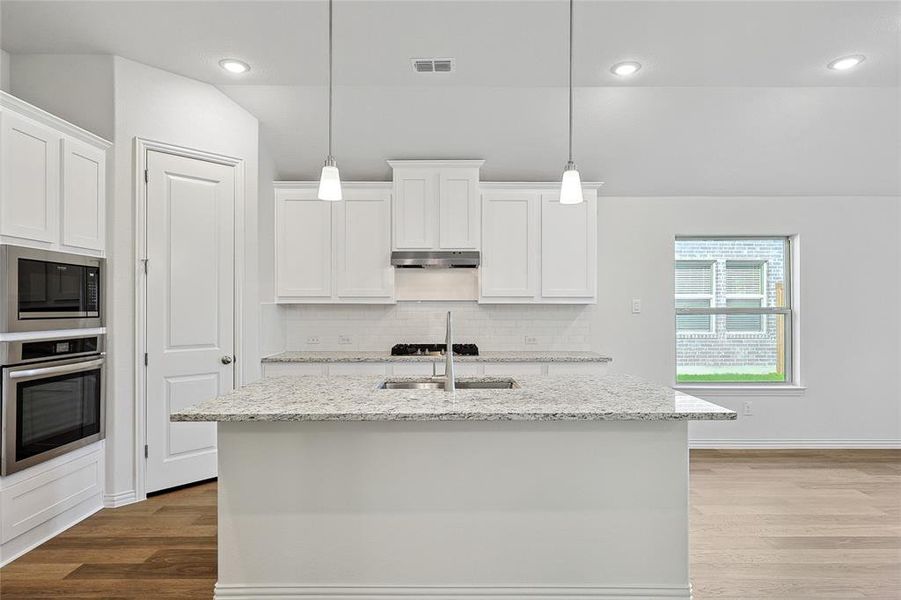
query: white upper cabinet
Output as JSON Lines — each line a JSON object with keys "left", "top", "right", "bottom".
{"left": 61, "top": 138, "right": 106, "bottom": 253}
{"left": 479, "top": 184, "right": 599, "bottom": 304}
{"left": 392, "top": 167, "right": 436, "bottom": 249}
{"left": 0, "top": 110, "right": 60, "bottom": 244}
{"left": 389, "top": 160, "right": 483, "bottom": 251}
{"left": 540, "top": 192, "right": 597, "bottom": 300}
{"left": 335, "top": 187, "right": 394, "bottom": 299}
{"left": 480, "top": 191, "right": 539, "bottom": 300}
{"left": 438, "top": 168, "right": 480, "bottom": 249}
{"left": 275, "top": 183, "right": 395, "bottom": 304}
{"left": 0, "top": 92, "right": 109, "bottom": 256}
{"left": 276, "top": 187, "right": 333, "bottom": 300}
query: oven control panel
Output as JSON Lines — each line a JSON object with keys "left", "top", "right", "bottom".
{"left": 21, "top": 337, "right": 99, "bottom": 361}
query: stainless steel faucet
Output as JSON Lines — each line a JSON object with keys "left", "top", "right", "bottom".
{"left": 444, "top": 311, "right": 455, "bottom": 393}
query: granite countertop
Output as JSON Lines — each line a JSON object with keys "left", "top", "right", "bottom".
{"left": 171, "top": 374, "right": 735, "bottom": 423}
{"left": 262, "top": 351, "right": 612, "bottom": 363}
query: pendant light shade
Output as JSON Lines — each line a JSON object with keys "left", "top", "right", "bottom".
{"left": 559, "top": 0, "right": 583, "bottom": 204}
{"left": 318, "top": 159, "right": 342, "bottom": 201}
{"left": 560, "top": 162, "right": 583, "bottom": 205}
{"left": 318, "top": 0, "right": 342, "bottom": 201}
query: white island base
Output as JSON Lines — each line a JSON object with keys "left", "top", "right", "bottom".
{"left": 214, "top": 420, "right": 693, "bottom": 600}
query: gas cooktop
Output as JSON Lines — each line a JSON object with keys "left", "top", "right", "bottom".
{"left": 390, "top": 343, "right": 479, "bottom": 357}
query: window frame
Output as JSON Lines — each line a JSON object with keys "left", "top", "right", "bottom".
{"left": 674, "top": 260, "right": 716, "bottom": 335}
{"left": 674, "top": 236, "right": 794, "bottom": 386}
{"left": 724, "top": 260, "right": 767, "bottom": 335}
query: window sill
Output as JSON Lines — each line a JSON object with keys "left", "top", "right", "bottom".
{"left": 674, "top": 384, "right": 807, "bottom": 397}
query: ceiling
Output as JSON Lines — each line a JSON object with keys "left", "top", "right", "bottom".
{"left": 2, "top": 1, "right": 899, "bottom": 87}
{"left": 2, "top": 1, "right": 898, "bottom": 193}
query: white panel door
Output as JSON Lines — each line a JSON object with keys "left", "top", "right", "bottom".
{"left": 438, "top": 168, "right": 479, "bottom": 249}
{"left": 540, "top": 192, "right": 597, "bottom": 300}
{"left": 276, "top": 189, "right": 332, "bottom": 299}
{"left": 61, "top": 138, "right": 106, "bottom": 253}
{"left": 393, "top": 170, "right": 436, "bottom": 249}
{"left": 145, "top": 151, "right": 235, "bottom": 493}
{"left": 480, "top": 192, "right": 538, "bottom": 299}
{"left": 335, "top": 188, "right": 394, "bottom": 299}
{"left": 0, "top": 110, "right": 60, "bottom": 243}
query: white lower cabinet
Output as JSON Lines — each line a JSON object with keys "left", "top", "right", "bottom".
{"left": 275, "top": 183, "right": 394, "bottom": 303}
{"left": 480, "top": 184, "right": 599, "bottom": 304}
{"left": 0, "top": 442, "right": 104, "bottom": 566}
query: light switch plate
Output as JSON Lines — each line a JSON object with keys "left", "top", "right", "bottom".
{"left": 631, "top": 299, "right": 641, "bottom": 314}
{"left": 306, "top": 336, "right": 321, "bottom": 345}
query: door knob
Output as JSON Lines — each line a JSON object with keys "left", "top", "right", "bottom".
{"left": 221, "top": 355, "right": 234, "bottom": 365}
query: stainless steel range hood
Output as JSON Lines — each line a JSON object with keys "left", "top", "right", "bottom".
{"left": 391, "top": 251, "right": 480, "bottom": 268}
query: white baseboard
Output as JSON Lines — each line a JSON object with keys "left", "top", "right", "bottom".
{"left": 690, "top": 438, "right": 901, "bottom": 449}
{"left": 103, "top": 489, "right": 138, "bottom": 508}
{"left": 214, "top": 584, "right": 692, "bottom": 600}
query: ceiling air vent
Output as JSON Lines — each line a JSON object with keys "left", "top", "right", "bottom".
{"left": 412, "top": 58, "right": 454, "bottom": 73}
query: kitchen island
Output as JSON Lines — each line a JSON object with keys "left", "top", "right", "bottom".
{"left": 173, "top": 374, "right": 735, "bottom": 600}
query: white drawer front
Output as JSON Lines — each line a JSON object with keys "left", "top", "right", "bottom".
{"left": 263, "top": 363, "right": 326, "bottom": 377}
{"left": 328, "top": 363, "right": 388, "bottom": 376}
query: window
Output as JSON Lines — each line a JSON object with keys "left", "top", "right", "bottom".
{"left": 675, "top": 261, "right": 715, "bottom": 334}
{"left": 724, "top": 261, "right": 766, "bottom": 333}
{"left": 674, "top": 237, "right": 792, "bottom": 384}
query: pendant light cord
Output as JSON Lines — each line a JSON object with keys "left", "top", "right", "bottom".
{"left": 568, "top": 0, "right": 574, "bottom": 164}
{"left": 328, "top": 0, "right": 334, "bottom": 160}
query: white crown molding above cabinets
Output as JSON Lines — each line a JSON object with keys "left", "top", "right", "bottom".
{"left": 0, "top": 91, "right": 109, "bottom": 257}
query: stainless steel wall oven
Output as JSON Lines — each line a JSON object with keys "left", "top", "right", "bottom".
{"left": 1, "top": 245, "right": 103, "bottom": 332}
{"left": 1, "top": 335, "right": 105, "bottom": 475}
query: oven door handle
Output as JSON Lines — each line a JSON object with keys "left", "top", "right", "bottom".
{"left": 8, "top": 358, "right": 105, "bottom": 380}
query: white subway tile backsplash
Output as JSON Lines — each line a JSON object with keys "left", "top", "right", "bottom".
{"left": 273, "top": 302, "right": 592, "bottom": 351}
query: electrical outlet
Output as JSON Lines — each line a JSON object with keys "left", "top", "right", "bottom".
{"left": 524, "top": 336, "right": 538, "bottom": 345}
{"left": 631, "top": 299, "right": 642, "bottom": 314}
{"left": 338, "top": 335, "right": 352, "bottom": 345}
{"left": 306, "top": 336, "right": 321, "bottom": 345}
{"left": 743, "top": 401, "right": 753, "bottom": 416}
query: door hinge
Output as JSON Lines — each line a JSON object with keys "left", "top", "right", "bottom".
{"left": 144, "top": 444, "right": 149, "bottom": 459}
{"left": 144, "top": 169, "right": 149, "bottom": 184}
{"left": 141, "top": 258, "right": 148, "bottom": 274}
{"left": 144, "top": 353, "right": 148, "bottom": 366}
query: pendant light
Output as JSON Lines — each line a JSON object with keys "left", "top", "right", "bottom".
{"left": 559, "top": 0, "right": 583, "bottom": 205}
{"left": 318, "top": 0, "right": 342, "bottom": 201}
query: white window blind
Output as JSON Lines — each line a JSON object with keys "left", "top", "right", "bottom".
{"left": 675, "top": 261, "right": 714, "bottom": 333}
{"left": 725, "top": 261, "right": 765, "bottom": 332}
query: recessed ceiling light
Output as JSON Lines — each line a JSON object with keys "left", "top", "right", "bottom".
{"left": 827, "top": 55, "right": 865, "bottom": 71}
{"left": 611, "top": 61, "right": 641, "bottom": 77}
{"left": 219, "top": 59, "right": 250, "bottom": 74}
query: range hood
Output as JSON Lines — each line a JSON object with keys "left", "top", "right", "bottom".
{"left": 391, "top": 251, "right": 480, "bottom": 268}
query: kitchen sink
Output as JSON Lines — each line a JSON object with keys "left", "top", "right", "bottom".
{"left": 378, "top": 378, "right": 519, "bottom": 390}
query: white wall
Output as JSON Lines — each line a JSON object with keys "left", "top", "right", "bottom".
{"left": 223, "top": 85, "right": 900, "bottom": 197}
{"left": 594, "top": 196, "right": 901, "bottom": 447}
{"left": 8, "top": 54, "right": 114, "bottom": 140}
{"left": 0, "top": 50, "right": 10, "bottom": 92}
{"left": 108, "top": 56, "right": 260, "bottom": 500}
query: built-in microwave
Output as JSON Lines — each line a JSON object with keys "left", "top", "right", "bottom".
{"left": 1, "top": 335, "right": 105, "bottom": 475}
{"left": 0, "top": 246, "right": 103, "bottom": 332}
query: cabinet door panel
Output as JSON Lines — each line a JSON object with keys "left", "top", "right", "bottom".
{"left": 481, "top": 193, "right": 538, "bottom": 299}
{"left": 393, "top": 172, "right": 436, "bottom": 249}
{"left": 336, "top": 189, "right": 394, "bottom": 299}
{"left": 0, "top": 111, "right": 60, "bottom": 243}
{"left": 438, "top": 169, "right": 479, "bottom": 249}
{"left": 62, "top": 138, "right": 106, "bottom": 252}
{"left": 276, "top": 190, "right": 332, "bottom": 298}
{"left": 540, "top": 193, "right": 596, "bottom": 300}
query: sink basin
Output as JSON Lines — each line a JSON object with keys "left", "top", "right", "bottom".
{"left": 378, "top": 378, "right": 519, "bottom": 390}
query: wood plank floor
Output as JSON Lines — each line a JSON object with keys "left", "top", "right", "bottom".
{"left": 1, "top": 450, "right": 898, "bottom": 599}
